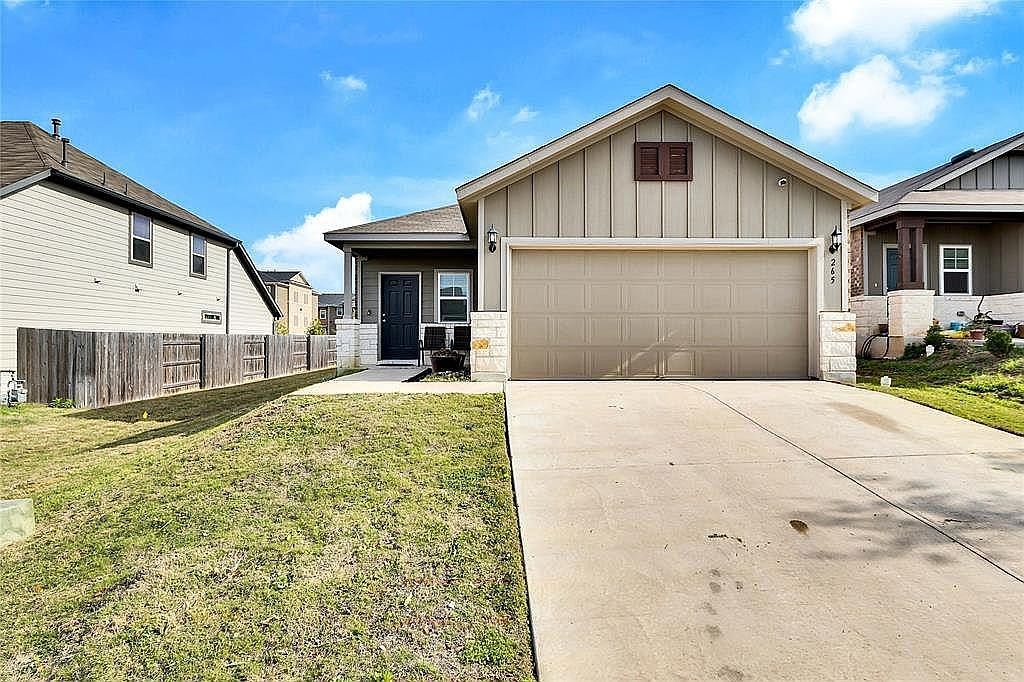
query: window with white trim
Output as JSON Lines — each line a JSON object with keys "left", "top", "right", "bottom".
{"left": 130, "top": 213, "right": 152, "bottom": 265}
{"left": 190, "top": 234, "right": 207, "bottom": 277}
{"left": 940, "top": 245, "right": 972, "bottom": 295}
{"left": 437, "top": 272, "right": 470, "bottom": 323}
{"left": 319, "top": 309, "right": 327, "bottom": 320}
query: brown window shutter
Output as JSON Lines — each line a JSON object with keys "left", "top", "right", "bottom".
{"left": 634, "top": 142, "right": 661, "bottom": 181}
{"left": 664, "top": 142, "right": 692, "bottom": 181}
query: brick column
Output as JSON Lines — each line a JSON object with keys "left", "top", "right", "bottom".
{"left": 818, "top": 312, "right": 857, "bottom": 385}
{"left": 470, "top": 311, "right": 508, "bottom": 381}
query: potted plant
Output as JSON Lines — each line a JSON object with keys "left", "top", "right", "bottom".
{"left": 430, "top": 348, "right": 464, "bottom": 373}
{"left": 968, "top": 327, "right": 986, "bottom": 340}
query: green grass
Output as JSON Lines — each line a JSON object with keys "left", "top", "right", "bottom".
{"left": 858, "top": 346, "right": 1024, "bottom": 435}
{"left": 0, "top": 370, "right": 533, "bottom": 680}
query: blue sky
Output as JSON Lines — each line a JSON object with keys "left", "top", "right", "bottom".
{"left": 3, "top": 0, "right": 1021, "bottom": 290}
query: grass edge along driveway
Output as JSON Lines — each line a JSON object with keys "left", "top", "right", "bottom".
{"left": 857, "top": 347, "right": 1024, "bottom": 436}
{"left": 0, "top": 370, "right": 534, "bottom": 681}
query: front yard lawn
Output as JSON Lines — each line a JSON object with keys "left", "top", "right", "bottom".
{"left": 0, "top": 371, "right": 533, "bottom": 680}
{"left": 858, "top": 346, "right": 1024, "bottom": 435}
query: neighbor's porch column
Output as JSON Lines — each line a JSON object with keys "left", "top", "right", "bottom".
{"left": 896, "top": 215, "right": 925, "bottom": 290}
{"left": 343, "top": 248, "right": 355, "bottom": 319}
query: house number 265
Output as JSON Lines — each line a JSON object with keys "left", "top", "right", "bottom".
{"left": 829, "top": 257, "right": 837, "bottom": 285}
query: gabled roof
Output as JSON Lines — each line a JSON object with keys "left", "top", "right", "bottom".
{"left": 317, "top": 293, "right": 345, "bottom": 307}
{"left": 259, "top": 270, "right": 311, "bottom": 287}
{"left": 455, "top": 84, "right": 877, "bottom": 208}
{"left": 1, "top": 120, "right": 281, "bottom": 318}
{"left": 324, "top": 204, "right": 467, "bottom": 237}
{"left": 851, "top": 131, "right": 1024, "bottom": 226}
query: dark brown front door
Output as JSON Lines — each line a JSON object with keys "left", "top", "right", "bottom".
{"left": 381, "top": 274, "right": 419, "bottom": 360}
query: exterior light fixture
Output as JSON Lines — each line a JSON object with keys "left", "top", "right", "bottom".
{"left": 487, "top": 225, "right": 498, "bottom": 253}
{"left": 829, "top": 225, "right": 842, "bottom": 253}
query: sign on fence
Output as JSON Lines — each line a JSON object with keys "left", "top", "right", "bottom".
{"left": 16, "top": 329, "right": 336, "bottom": 408}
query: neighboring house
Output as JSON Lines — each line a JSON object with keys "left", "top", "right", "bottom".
{"left": 316, "top": 293, "right": 345, "bottom": 334}
{"left": 259, "top": 270, "right": 318, "bottom": 333}
{"left": 850, "top": 133, "right": 1024, "bottom": 356}
{"left": 325, "top": 84, "right": 876, "bottom": 382}
{"left": 0, "top": 119, "right": 280, "bottom": 371}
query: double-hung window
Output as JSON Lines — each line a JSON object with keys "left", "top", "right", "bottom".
{"left": 437, "top": 272, "right": 470, "bottom": 323}
{"left": 940, "top": 245, "right": 972, "bottom": 295}
{"left": 130, "top": 213, "right": 152, "bottom": 265}
{"left": 190, "top": 234, "right": 207, "bottom": 277}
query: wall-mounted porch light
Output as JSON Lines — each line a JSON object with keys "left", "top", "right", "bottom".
{"left": 829, "top": 225, "right": 842, "bottom": 254}
{"left": 487, "top": 225, "right": 498, "bottom": 253}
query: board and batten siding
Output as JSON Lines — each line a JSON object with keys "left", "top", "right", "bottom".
{"left": 0, "top": 180, "right": 271, "bottom": 369}
{"left": 477, "top": 110, "right": 846, "bottom": 312}
{"left": 228, "top": 250, "right": 274, "bottom": 334}
{"left": 941, "top": 153, "right": 1024, "bottom": 190}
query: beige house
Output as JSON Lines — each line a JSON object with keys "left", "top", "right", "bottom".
{"left": 0, "top": 120, "right": 280, "bottom": 371}
{"left": 325, "top": 85, "right": 876, "bottom": 383}
{"left": 850, "top": 132, "right": 1024, "bottom": 356}
{"left": 259, "top": 271, "right": 318, "bottom": 334}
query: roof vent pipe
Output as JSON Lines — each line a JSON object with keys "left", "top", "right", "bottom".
{"left": 949, "top": 149, "right": 975, "bottom": 164}
{"left": 60, "top": 137, "right": 70, "bottom": 167}
{"left": 51, "top": 118, "right": 62, "bottom": 138}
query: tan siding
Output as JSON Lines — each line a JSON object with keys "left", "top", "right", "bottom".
{"left": 662, "top": 114, "right": 689, "bottom": 237}
{"left": 739, "top": 150, "right": 764, "bottom": 238}
{"left": 532, "top": 164, "right": 559, "bottom": 237}
{"left": 481, "top": 107, "right": 848, "bottom": 312}
{"left": 229, "top": 250, "right": 274, "bottom": 334}
{"left": 945, "top": 154, "right": 1024, "bottom": 190}
{"left": 1011, "top": 156, "right": 1024, "bottom": 187}
{"left": 0, "top": 181, "right": 265, "bottom": 369}
{"left": 713, "top": 138, "right": 739, "bottom": 237}
{"left": 764, "top": 163, "right": 789, "bottom": 237}
{"left": 789, "top": 177, "right": 814, "bottom": 237}
{"left": 480, "top": 191, "right": 504, "bottom": 309}
{"left": 992, "top": 156, "right": 1010, "bottom": 188}
{"left": 584, "top": 138, "right": 612, "bottom": 237}
{"left": 558, "top": 151, "right": 585, "bottom": 237}
{"left": 814, "top": 190, "right": 843, "bottom": 310}
{"left": 610, "top": 126, "right": 637, "bottom": 237}
{"left": 507, "top": 176, "right": 533, "bottom": 237}
{"left": 636, "top": 114, "right": 663, "bottom": 237}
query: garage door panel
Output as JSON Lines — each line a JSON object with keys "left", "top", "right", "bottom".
{"left": 589, "top": 283, "right": 623, "bottom": 312}
{"left": 663, "top": 350, "right": 696, "bottom": 376}
{"left": 510, "top": 249, "right": 808, "bottom": 379}
{"left": 661, "top": 284, "right": 696, "bottom": 312}
{"left": 625, "top": 283, "right": 660, "bottom": 312}
{"left": 590, "top": 318, "right": 623, "bottom": 345}
{"left": 661, "top": 317, "right": 696, "bottom": 345}
{"left": 698, "top": 317, "right": 733, "bottom": 345}
{"left": 553, "top": 317, "right": 587, "bottom": 345}
{"left": 590, "top": 350, "right": 626, "bottom": 378}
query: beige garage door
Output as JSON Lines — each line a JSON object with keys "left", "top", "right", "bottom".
{"left": 510, "top": 249, "right": 809, "bottom": 379}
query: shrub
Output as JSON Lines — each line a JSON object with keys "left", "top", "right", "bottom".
{"left": 902, "top": 342, "right": 926, "bottom": 360}
{"left": 306, "top": 319, "right": 325, "bottom": 335}
{"left": 924, "top": 324, "right": 945, "bottom": 350}
{"left": 985, "top": 328, "right": 1014, "bottom": 357}
{"left": 48, "top": 397, "right": 74, "bottom": 408}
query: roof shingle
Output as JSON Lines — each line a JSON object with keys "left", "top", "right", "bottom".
{"left": 324, "top": 204, "right": 466, "bottom": 236}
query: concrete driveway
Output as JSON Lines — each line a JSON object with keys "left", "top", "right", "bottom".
{"left": 506, "top": 380, "right": 1024, "bottom": 681}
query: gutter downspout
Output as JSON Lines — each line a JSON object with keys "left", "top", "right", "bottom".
{"left": 225, "top": 248, "right": 231, "bottom": 334}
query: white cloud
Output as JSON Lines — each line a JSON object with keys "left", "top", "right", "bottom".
{"left": 1002, "top": 50, "right": 1019, "bottom": 64}
{"left": 953, "top": 56, "right": 994, "bottom": 75}
{"left": 466, "top": 86, "right": 500, "bottom": 121}
{"left": 252, "top": 193, "right": 372, "bottom": 291}
{"left": 902, "top": 49, "right": 958, "bottom": 73}
{"left": 319, "top": 70, "right": 367, "bottom": 92}
{"left": 790, "top": 0, "right": 998, "bottom": 55}
{"left": 769, "top": 48, "right": 791, "bottom": 66}
{"left": 511, "top": 106, "right": 538, "bottom": 124}
{"left": 798, "top": 55, "right": 956, "bottom": 142}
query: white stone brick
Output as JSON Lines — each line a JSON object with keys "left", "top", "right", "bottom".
{"left": 820, "top": 341, "right": 854, "bottom": 357}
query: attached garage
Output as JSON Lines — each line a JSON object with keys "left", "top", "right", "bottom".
{"left": 510, "top": 247, "right": 810, "bottom": 379}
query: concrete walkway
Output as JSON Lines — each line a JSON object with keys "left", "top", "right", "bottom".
{"left": 292, "top": 365, "right": 503, "bottom": 394}
{"left": 506, "top": 380, "right": 1024, "bottom": 681}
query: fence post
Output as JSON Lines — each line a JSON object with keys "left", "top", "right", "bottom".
{"left": 199, "top": 334, "right": 208, "bottom": 389}
{"left": 306, "top": 335, "right": 312, "bottom": 371}
{"left": 264, "top": 335, "right": 270, "bottom": 379}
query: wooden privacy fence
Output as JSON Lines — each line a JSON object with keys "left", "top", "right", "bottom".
{"left": 16, "top": 328, "right": 336, "bottom": 408}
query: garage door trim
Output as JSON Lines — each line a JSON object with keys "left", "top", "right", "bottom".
{"left": 501, "top": 237, "right": 825, "bottom": 379}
